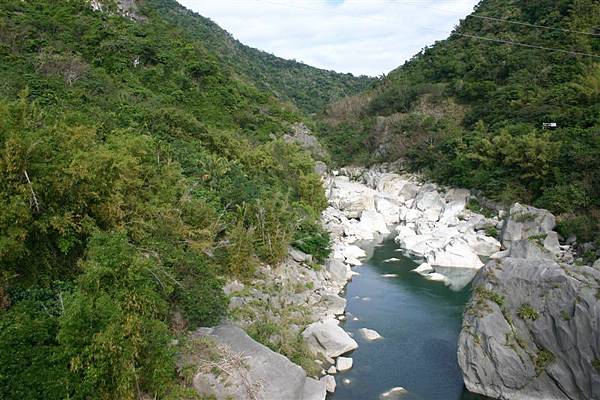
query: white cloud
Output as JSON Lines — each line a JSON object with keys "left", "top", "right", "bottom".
{"left": 177, "top": 0, "right": 479, "bottom": 76}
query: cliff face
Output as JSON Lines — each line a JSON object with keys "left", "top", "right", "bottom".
{"left": 458, "top": 257, "right": 600, "bottom": 400}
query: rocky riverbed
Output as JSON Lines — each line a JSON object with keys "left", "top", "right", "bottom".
{"left": 182, "top": 162, "right": 598, "bottom": 400}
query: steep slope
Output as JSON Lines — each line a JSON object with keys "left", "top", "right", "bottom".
{"left": 0, "top": 1, "right": 338, "bottom": 399}
{"left": 319, "top": 0, "right": 600, "bottom": 245}
{"left": 147, "top": 0, "right": 374, "bottom": 114}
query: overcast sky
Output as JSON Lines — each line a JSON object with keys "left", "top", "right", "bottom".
{"left": 177, "top": 0, "right": 480, "bottom": 77}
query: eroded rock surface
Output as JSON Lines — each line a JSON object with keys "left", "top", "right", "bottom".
{"left": 190, "top": 324, "right": 326, "bottom": 400}
{"left": 458, "top": 258, "right": 600, "bottom": 400}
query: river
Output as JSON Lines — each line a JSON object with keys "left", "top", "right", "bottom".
{"left": 330, "top": 238, "right": 487, "bottom": 400}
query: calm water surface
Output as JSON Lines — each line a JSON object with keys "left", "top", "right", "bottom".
{"left": 330, "top": 238, "right": 486, "bottom": 400}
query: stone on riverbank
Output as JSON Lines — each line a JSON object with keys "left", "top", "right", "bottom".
{"left": 320, "top": 375, "right": 336, "bottom": 393}
{"left": 190, "top": 324, "right": 326, "bottom": 400}
{"left": 336, "top": 356, "right": 353, "bottom": 371}
{"left": 303, "top": 319, "right": 358, "bottom": 358}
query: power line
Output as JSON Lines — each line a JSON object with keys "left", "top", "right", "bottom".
{"left": 452, "top": 32, "right": 600, "bottom": 59}
{"left": 254, "top": 0, "right": 600, "bottom": 60}
{"left": 307, "top": 0, "right": 600, "bottom": 38}
{"left": 468, "top": 14, "right": 600, "bottom": 37}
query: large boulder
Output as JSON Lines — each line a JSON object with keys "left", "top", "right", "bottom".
{"left": 458, "top": 258, "right": 600, "bottom": 400}
{"left": 190, "top": 324, "right": 326, "bottom": 400}
{"left": 375, "top": 195, "right": 401, "bottom": 224}
{"left": 325, "top": 259, "right": 350, "bottom": 285}
{"left": 302, "top": 319, "right": 358, "bottom": 358}
{"left": 414, "top": 188, "right": 445, "bottom": 222}
{"left": 427, "top": 239, "right": 484, "bottom": 270}
{"left": 328, "top": 177, "right": 376, "bottom": 218}
{"left": 500, "top": 203, "right": 556, "bottom": 252}
{"left": 375, "top": 174, "right": 419, "bottom": 203}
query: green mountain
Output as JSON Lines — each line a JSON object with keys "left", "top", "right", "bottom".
{"left": 152, "top": 1, "right": 375, "bottom": 114}
{"left": 319, "top": 0, "right": 600, "bottom": 243}
{"left": 0, "top": 1, "right": 360, "bottom": 398}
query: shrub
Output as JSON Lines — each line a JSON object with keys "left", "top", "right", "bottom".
{"left": 293, "top": 219, "right": 331, "bottom": 263}
{"left": 535, "top": 349, "right": 555, "bottom": 374}
{"left": 475, "top": 287, "right": 504, "bottom": 307}
{"left": 517, "top": 304, "right": 539, "bottom": 320}
{"left": 58, "top": 233, "right": 175, "bottom": 400}
{"left": 556, "top": 215, "right": 597, "bottom": 243}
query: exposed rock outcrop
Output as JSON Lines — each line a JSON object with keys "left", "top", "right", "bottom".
{"left": 458, "top": 258, "right": 600, "bottom": 400}
{"left": 500, "top": 203, "right": 559, "bottom": 256}
{"left": 189, "top": 324, "right": 326, "bottom": 400}
{"left": 283, "top": 123, "right": 328, "bottom": 160}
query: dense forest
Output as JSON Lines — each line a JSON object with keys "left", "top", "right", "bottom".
{"left": 0, "top": 0, "right": 367, "bottom": 398}
{"left": 319, "top": 0, "right": 600, "bottom": 247}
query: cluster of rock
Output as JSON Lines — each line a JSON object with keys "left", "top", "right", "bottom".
{"left": 323, "top": 165, "right": 503, "bottom": 290}
{"left": 458, "top": 202, "right": 600, "bottom": 399}
{"left": 89, "top": 0, "right": 146, "bottom": 20}
{"left": 182, "top": 160, "right": 598, "bottom": 400}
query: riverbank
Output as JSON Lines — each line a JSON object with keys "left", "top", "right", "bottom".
{"left": 183, "top": 162, "right": 597, "bottom": 400}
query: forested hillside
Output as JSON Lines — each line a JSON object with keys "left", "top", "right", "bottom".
{"left": 150, "top": 0, "right": 374, "bottom": 113}
{"left": 319, "top": 0, "right": 600, "bottom": 245}
{"left": 0, "top": 1, "right": 347, "bottom": 398}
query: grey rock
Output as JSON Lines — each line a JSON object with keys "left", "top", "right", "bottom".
{"left": 326, "top": 259, "right": 350, "bottom": 284}
{"left": 318, "top": 294, "right": 346, "bottom": 315}
{"left": 336, "top": 356, "right": 353, "bottom": 371}
{"left": 191, "top": 324, "right": 326, "bottom": 400}
{"left": 500, "top": 203, "right": 556, "bottom": 251}
{"left": 289, "top": 247, "right": 313, "bottom": 263}
{"left": 358, "top": 327, "right": 383, "bottom": 341}
{"left": 302, "top": 319, "right": 358, "bottom": 358}
{"left": 314, "top": 161, "right": 328, "bottom": 177}
{"left": 320, "top": 375, "right": 336, "bottom": 393}
{"left": 594, "top": 258, "right": 600, "bottom": 269}
{"left": 458, "top": 258, "right": 600, "bottom": 400}
{"left": 223, "top": 280, "right": 245, "bottom": 295}
{"left": 508, "top": 239, "right": 554, "bottom": 259}
{"left": 303, "top": 378, "right": 327, "bottom": 400}
{"left": 283, "top": 123, "right": 328, "bottom": 160}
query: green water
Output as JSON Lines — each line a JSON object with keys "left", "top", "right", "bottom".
{"left": 330, "top": 238, "right": 487, "bottom": 400}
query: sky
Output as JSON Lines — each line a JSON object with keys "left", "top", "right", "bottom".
{"left": 177, "top": 0, "right": 480, "bottom": 77}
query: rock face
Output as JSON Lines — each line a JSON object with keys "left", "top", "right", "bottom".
{"left": 302, "top": 319, "right": 358, "bottom": 358}
{"left": 191, "top": 324, "right": 326, "bottom": 400}
{"left": 500, "top": 203, "right": 558, "bottom": 255}
{"left": 458, "top": 258, "right": 600, "bottom": 400}
{"left": 283, "top": 123, "right": 328, "bottom": 160}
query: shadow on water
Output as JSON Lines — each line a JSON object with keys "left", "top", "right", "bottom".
{"left": 329, "top": 238, "right": 489, "bottom": 400}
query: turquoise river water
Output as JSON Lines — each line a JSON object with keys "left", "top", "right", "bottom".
{"left": 329, "top": 238, "right": 487, "bottom": 400}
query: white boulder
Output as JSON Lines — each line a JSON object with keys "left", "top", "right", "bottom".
{"left": 336, "top": 357, "right": 353, "bottom": 372}
{"left": 358, "top": 328, "right": 383, "bottom": 341}
{"left": 328, "top": 177, "right": 376, "bottom": 218}
{"left": 303, "top": 319, "right": 358, "bottom": 358}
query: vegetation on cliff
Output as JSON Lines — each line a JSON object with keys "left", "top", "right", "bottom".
{"left": 0, "top": 0, "right": 352, "bottom": 398}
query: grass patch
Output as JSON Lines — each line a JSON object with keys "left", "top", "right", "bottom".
{"left": 484, "top": 226, "right": 499, "bottom": 238}
{"left": 475, "top": 286, "right": 505, "bottom": 307}
{"left": 535, "top": 349, "right": 555, "bottom": 374}
{"left": 514, "top": 211, "right": 537, "bottom": 223}
{"left": 517, "top": 304, "right": 539, "bottom": 321}
{"left": 592, "top": 358, "right": 600, "bottom": 373}
{"left": 466, "top": 198, "right": 496, "bottom": 218}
